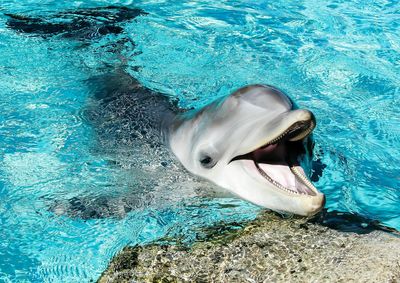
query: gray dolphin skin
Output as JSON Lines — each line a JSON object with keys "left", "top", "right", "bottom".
{"left": 169, "top": 85, "right": 325, "bottom": 216}
{"left": 5, "top": 6, "right": 325, "bottom": 217}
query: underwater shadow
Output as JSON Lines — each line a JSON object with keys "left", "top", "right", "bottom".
{"left": 5, "top": 6, "right": 146, "bottom": 40}
{"left": 307, "top": 209, "right": 399, "bottom": 235}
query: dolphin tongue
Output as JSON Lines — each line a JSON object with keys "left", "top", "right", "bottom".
{"left": 253, "top": 142, "right": 315, "bottom": 195}
{"left": 257, "top": 163, "right": 315, "bottom": 195}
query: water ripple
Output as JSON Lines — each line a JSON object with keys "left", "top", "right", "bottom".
{"left": 0, "top": 0, "right": 399, "bottom": 281}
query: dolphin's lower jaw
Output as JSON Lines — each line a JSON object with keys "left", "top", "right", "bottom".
{"left": 226, "top": 109, "right": 325, "bottom": 216}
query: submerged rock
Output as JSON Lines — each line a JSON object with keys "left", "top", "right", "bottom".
{"left": 98, "top": 212, "right": 400, "bottom": 282}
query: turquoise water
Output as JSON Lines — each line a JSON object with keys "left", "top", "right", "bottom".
{"left": 0, "top": 0, "right": 399, "bottom": 281}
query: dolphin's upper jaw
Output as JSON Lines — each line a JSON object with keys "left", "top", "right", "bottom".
{"left": 230, "top": 117, "right": 322, "bottom": 200}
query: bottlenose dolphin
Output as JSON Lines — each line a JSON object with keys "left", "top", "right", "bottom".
{"left": 5, "top": 7, "right": 325, "bottom": 217}
{"left": 169, "top": 85, "right": 325, "bottom": 216}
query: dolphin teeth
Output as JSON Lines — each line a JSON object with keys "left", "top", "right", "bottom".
{"left": 254, "top": 161, "right": 317, "bottom": 196}
{"left": 290, "top": 166, "right": 318, "bottom": 196}
{"left": 267, "top": 119, "right": 315, "bottom": 146}
{"left": 254, "top": 161, "right": 300, "bottom": 195}
{"left": 288, "top": 120, "right": 315, "bottom": 142}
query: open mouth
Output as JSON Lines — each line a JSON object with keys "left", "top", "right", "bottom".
{"left": 232, "top": 120, "right": 319, "bottom": 196}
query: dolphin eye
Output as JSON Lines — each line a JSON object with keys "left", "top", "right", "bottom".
{"left": 199, "top": 155, "right": 216, "bottom": 169}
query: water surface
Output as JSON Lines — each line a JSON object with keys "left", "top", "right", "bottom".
{"left": 0, "top": 0, "right": 399, "bottom": 281}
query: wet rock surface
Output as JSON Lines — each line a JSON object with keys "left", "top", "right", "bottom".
{"left": 98, "top": 212, "right": 400, "bottom": 282}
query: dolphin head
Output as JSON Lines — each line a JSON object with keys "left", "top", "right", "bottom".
{"left": 169, "top": 85, "right": 325, "bottom": 216}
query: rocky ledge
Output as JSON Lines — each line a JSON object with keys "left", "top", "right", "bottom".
{"left": 98, "top": 212, "right": 400, "bottom": 282}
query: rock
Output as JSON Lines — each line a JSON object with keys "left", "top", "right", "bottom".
{"left": 98, "top": 212, "right": 400, "bottom": 283}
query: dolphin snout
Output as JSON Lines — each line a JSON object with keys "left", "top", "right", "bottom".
{"left": 291, "top": 109, "right": 315, "bottom": 124}
{"left": 304, "top": 193, "right": 326, "bottom": 216}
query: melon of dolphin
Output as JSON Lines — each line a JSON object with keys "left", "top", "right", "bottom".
{"left": 169, "top": 84, "right": 325, "bottom": 216}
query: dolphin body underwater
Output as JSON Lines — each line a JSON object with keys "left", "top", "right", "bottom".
{"left": 5, "top": 6, "right": 325, "bottom": 218}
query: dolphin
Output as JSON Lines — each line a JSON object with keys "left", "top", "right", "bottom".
{"left": 4, "top": 6, "right": 325, "bottom": 217}
{"left": 63, "top": 71, "right": 326, "bottom": 218}
{"left": 169, "top": 85, "right": 325, "bottom": 216}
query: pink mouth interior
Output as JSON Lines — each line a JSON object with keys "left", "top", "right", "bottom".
{"left": 252, "top": 143, "right": 316, "bottom": 195}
